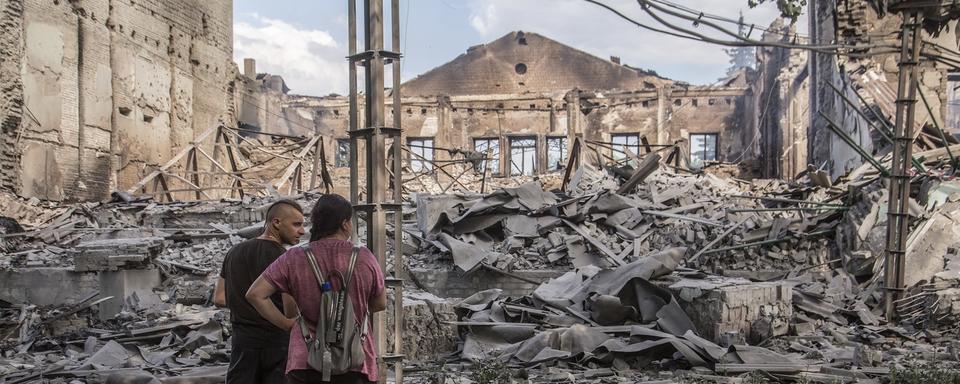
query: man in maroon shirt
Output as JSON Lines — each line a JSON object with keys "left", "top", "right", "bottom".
{"left": 247, "top": 194, "right": 387, "bottom": 384}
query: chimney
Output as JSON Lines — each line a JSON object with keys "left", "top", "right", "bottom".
{"left": 610, "top": 56, "right": 621, "bottom": 65}
{"left": 243, "top": 58, "right": 256, "bottom": 79}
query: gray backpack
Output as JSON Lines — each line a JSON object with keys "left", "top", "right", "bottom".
{"left": 299, "top": 245, "right": 369, "bottom": 381}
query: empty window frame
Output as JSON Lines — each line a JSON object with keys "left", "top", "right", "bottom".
{"left": 408, "top": 137, "right": 435, "bottom": 172}
{"left": 335, "top": 139, "right": 350, "bottom": 168}
{"left": 947, "top": 73, "right": 960, "bottom": 130}
{"left": 473, "top": 138, "right": 500, "bottom": 175}
{"left": 509, "top": 137, "right": 537, "bottom": 176}
{"left": 546, "top": 136, "right": 568, "bottom": 171}
{"left": 610, "top": 133, "right": 641, "bottom": 161}
{"left": 689, "top": 133, "right": 719, "bottom": 164}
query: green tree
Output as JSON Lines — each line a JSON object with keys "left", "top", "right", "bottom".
{"left": 748, "top": 0, "right": 806, "bottom": 22}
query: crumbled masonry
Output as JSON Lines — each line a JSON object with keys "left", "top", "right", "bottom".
{"left": 2, "top": 140, "right": 960, "bottom": 382}
{"left": 4, "top": 0, "right": 960, "bottom": 382}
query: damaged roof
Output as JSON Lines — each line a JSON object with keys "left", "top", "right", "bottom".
{"left": 401, "top": 31, "right": 669, "bottom": 97}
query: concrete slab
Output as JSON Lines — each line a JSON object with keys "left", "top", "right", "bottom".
{"left": 410, "top": 268, "right": 564, "bottom": 298}
{"left": 98, "top": 268, "right": 163, "bottom": 319}
{"left": 0, "top": 268, "right": 99, "bottom": 306}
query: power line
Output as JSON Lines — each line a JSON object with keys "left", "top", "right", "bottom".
{"left": 583, "top": 0, "right": 898, "bottom": 55}
{"left": 636, "top": 0, "right": 887, "bottom": 52}
{"left": 584, "top": 0, "right": 709, "bottom": 42}
{"left": 647, "top": 0, "right": 809, "bottom": 39}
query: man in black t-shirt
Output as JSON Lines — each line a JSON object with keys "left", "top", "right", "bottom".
{"left": 214, "top": 199, "right": 305, "bottom": 384}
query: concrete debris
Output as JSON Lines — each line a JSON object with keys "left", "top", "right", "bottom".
{"left": 409, "top": 171, "right": 835, "bottom": 277}
{"left": 2, "top": 146, "right": 960, "bottom": 382}
{"left": 0, "top": 191, "right": 459, "bottom": 382}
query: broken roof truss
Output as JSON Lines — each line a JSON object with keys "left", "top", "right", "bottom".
{"left": 126, "top": 125, "right": 333, "bottom": 202}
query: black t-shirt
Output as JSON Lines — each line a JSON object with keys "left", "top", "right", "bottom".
{"left": 220, "top": 238, "right": 290, "bottom": 348}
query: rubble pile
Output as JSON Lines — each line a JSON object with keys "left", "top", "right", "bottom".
{"left": 409, "top": 168, "right": 837, "bottom": 276}
{"left": 0, "top": 190, "right": 460, "bottom": 383}
{"left": 1, "top": 141, "right": 960, "bottom": 382}
{"left": 403, "top": 146, "right": 960, "bottom": 381}
{"left": 1, "top": 303, "right": 229, "bottom": 383}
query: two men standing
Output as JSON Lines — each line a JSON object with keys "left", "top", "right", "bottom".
{"left": 214, "top": 200, "right": 305, "bottom": 384}
{"left": 214, "top": 195, "right": 386, "bottom": 383}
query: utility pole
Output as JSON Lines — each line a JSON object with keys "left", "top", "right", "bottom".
{"left": 348, "top": 0, "right": 405, "bottom": 382}
{"left": 883, "top": 5, "right": 923, "bottom": 321}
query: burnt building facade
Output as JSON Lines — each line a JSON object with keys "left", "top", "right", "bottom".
{"left": 284, "top": 31, "right": 755, "bottom": 178}
{"left": 0, "top": 0, "right": 236, "bottom": 201}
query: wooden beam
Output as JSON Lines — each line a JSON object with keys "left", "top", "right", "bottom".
{"left": 273, "top": 134, "right": 322, "bottom": 191}
{"left": 156, "top": 173, "right": 173, "bottom": 202}
{"left": 162, "top": 172, "right": 212, "bottom": 200}
{"left": 309, "top": 137, "right": 322, "bottom": 190}
{"left": 562, "top": 219, "right": 624, "bottom": 266}
{"left": 318, "top": 138, "right": 333, "bottom": 193}
{"left": 616, "top": 153, "right": 661, "bottom": 194}
{"left": 561, "top": 137, "right": 582, "bottom": 191}
{"left": 219, "top": 128, "right": 244, "bottom": 198}
{"left": 687, "top": 218, "right": 749, "bottom": 264}
{"left": 188, "top": 148, "right": 202, "bottom": 200}
{"left": 126, "top": 125, "right": 219, "bottom": 194}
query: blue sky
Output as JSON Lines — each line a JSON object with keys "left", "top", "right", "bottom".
{"left": 233, "top": 0, "right": 806, "bottom": 96}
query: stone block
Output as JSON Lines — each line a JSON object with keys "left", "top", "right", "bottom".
{"left": 98, "top": 268, "right": 163, "bottom": 320}
{"left": 74, "top": 237, "right": 164, "bottom": 272}
{"left": 662, "top": 275, "right": 793, "bottom": 344}
{"left": 385, "top": 291, "right": 458, "bottom": 361}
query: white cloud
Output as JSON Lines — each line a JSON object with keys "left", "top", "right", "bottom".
{"left": 234, "top": 14, "right": 348, "bottom": 95}
{"left": 469, "top": 3, "right": 496, "bottom": 36}
{"left": 465, "top": 0, "right": 806, "bottom": 84}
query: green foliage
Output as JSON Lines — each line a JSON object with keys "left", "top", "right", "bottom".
{"left": 425, "top": 363, "right": 461, "bottom": 384}
{"left": 468, "top": 359, "right": 512, "bottom": 384}
{"left": 888, "top": 363, "right": 960, "bottom": 384}
{"left": 747, "top": 0, "right": 807, "bottom": 22}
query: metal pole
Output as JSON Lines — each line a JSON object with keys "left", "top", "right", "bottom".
{"left": 348, "top": 0, "right": 359, "bottom": 237}
{"left": 390, "top": 1, "right": 405, "bottom": 383}
{"left": 361, "top": 1, "right": 390, "bottom": 382}
{"left": 884, "top": 11, "right": 923, "bottom": 321}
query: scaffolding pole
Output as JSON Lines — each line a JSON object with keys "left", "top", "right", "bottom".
{"left": 348, "top": 0, "right": 405, "bottom": 382}
{"left": 884, "top": 10, "right": 923, "bottom": 321}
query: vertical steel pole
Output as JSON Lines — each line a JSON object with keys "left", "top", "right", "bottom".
{"left": 348, "top": 0, "right": 360, "bottom": 237}
{"left": 351, "top": 2, "right": 404, "bottom": 382}
{"left": 884, "top": 11, "right": 922, "bottom": 320}
{"left": 390, "top": 2, "right": 405, "bottom": 383}
{"left": 362, "top": 0, "right": 389, "bottom": 381}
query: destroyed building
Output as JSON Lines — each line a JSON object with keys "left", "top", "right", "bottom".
{"left": 3, "top": 0, "right": 960, "bottom": 383}
{"left": 0, "top": 0, "right": 294, "bottom": 202}
{"left": 289, "top": 31, "right": 757, "bottom": 181}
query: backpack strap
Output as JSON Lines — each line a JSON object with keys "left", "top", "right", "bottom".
{"left": 344, "top": 247, "right": 370, "bottom": 339}
{"left": 300, "top": 244, "right": 334, "bottom": 380}
{"left": 344, "top": 246, "right": 360, "bottom": 287}
{"left": 302, "top": 244, "right": 326, "bottom": 287}
{"left": 298, "top": 244, "right": 325, "bottom": 341}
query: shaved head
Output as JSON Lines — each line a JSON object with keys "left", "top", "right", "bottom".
{"left": 266, "top": 199, "right": 303, "bottom": 222}
{"left": 263, "top": 199, "right": 305, "bottom": 245}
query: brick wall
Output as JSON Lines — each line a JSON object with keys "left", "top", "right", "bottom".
{"left": 409, "top": 268, "right": 564, "bottom": 298}
{"left": 1, "top": 0, "right": 235, "bottom": 201}
{"left": 665, "top": 279, "right": 793, "bottom": 343}
{"left": 0, "top": 0, "right": 24, "bottom": 192}
{"left": 303, "top": 84, "right": 748, "bottom": 178}
{"left": 402, "top": 31, "right": 664, "bottom": 97}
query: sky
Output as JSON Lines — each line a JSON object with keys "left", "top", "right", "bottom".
{"left": 233, "top": 0, "right": 808, "bottom": 96}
